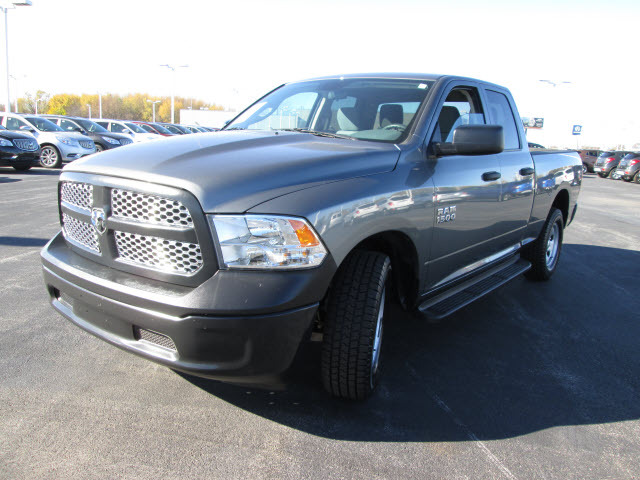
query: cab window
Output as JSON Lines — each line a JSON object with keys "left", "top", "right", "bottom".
{"left": 485, "top": 90, "right": 520, "bottom": 150}
{"left": 431, "top": 88, "right": 485, "bottom": 144}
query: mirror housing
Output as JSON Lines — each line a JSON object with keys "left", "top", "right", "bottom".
{"left": 435, "top": 125, "right": 504, "bottom": 157}
{"left": 19, "top": 125, "right": 35, "bottom": 133}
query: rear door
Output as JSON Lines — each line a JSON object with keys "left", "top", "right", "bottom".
{"left": 425, "top": 83, "right": 503, "bottom": 289}
{"left": 482, "top": 88, "right": 535, "bottom": 249}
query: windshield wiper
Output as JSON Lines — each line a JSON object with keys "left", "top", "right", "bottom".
{"left": 278, "top": 128, "right": 358, "bottom": 141}
{"left": 225, "top": 127, "right": 245, "bottom": 131}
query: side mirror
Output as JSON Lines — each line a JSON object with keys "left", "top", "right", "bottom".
{"left": 79, "top": 128, "right": 88, "bottom": 135}
{"left": 124, "top": 130, "right": 133, "bottom": 135}
{"left": 20, "top": 125, "right": 35, "bottom": 133}
{"left": 435, "top": 125, "right": 504, "bottom": 157}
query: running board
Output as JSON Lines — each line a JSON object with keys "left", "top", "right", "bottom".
{"left": 418, "top": 257, "right": 531, "bottom": 320}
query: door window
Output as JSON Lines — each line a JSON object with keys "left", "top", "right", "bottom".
{"left": 6, "top": 117, "right": 28, "bottom": 131}
{"left": 110, "top": 122, "right": 128, "bottom": 133}
{"left": 485, "top": 90, "right": 520, "bottom": 150}
{"left": 60, "top": 119, "right": 79, "bottom": 132}
{"left": 431, "top": 88, "right": 485, "bottom": 144}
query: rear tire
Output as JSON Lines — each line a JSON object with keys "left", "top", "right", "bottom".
{"left": 522, "top": 208, "right": 564, "bottom": 281}
{"left": 582, "top": 164, "right": 587, "bottom": 174}
{"left": 321, "top": 250, "right": 391, "bottom": 400}
{"left": 635, "top": 172, "right": 640, "bottom": 184}
{"left": 40, "top": 146, "right": 61, "bottom": 168}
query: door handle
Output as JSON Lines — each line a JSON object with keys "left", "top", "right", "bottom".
{"left": 482, "top": 171, "right": 501, "bottom": 181}
{"left": 519, "top": 167, "right": 535, "bottom": 176}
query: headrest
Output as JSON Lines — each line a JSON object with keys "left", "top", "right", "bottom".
{"left": 380, "top": 104, "right": 404, "bottom": 127}
{"left": 438, "top": 106, "right": 461, "bottom": 139}
{"left": 337, "top": 107, "right": 361, "bottom": 131}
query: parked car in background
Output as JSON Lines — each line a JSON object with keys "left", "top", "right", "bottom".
{"left": 95, "top": 119, "right": 158, "bottom": 143}
{"left": 44, "top": 115, "right": 133, "bottom": 152}
{"left": 593, "top": 151, "right": 630, "bottom": 178}
{"left": 527, "top": 142, "right": 545, "bottom": 149}
{"left": 0, "top": 123, "right": 40, "bottom": 171}
{"left": 159, "top": 123, "right": 192, "bottom": 135}
{"left": 132, "top": 121, "right": 176, "bottom": 137}
{"left": 615, "top": 152, "right": 640, "bottom": 183}
{"left": 0, "top": 113, "right": 95, "bottom": 168}
{"left": 577, "top": 149, "right": 601, "bottom": 173}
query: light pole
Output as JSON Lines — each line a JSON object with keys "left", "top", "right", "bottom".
{"left": 160, "top": 63, "right": 188, "bottom": 123}
{"left": 538, "top": 80, "right": 572, "bottom": 88}
{"left": 98, "top": 91, "right": 102, "bottom": 118}
{"left": 147, "top": 99, "right": 160, "bottom": 123}
{"left": 2, "top": 1, "right": 32, "bottom": 112}
{"left": 86, "top": 104, "right": 91, "bottom": 119}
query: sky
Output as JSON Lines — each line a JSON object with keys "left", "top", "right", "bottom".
{"left": 2, "top": 0, "right": 639, "bottom": 148}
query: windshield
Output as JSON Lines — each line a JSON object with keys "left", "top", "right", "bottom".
{"left": 224, "top": 78, "right": 434, "bottom": 143}
{"left": 138, "top": 124, "right": 155, "bottom": 133}
{"left": 151, "top": 123, "right": 172, "bottom": 134}
{"left": 24, "top": 116, "right": 63, "bottom": 132}
{"left": 76, "top": 119, "right": 108, "bottom": 133}
{"left": 163, "top": 124, "right": 183, "bottom": 134}
{"left": 125, "top": 122, "right": 148, "bottom": 134}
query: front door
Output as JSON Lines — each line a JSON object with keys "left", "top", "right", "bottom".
{"left": 425, "top": 85, "right": 503, "bottom": 289}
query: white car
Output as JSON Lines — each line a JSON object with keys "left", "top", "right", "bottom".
{"left": 95, "top": 119, "right": 159, "bottom": 143}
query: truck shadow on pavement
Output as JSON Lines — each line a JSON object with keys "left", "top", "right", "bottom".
{"left": 0, "top": 176, "right": 21, "bottom": 184}
{"left": 180, "top": 244, "right": 640, "bottom": 442}
{"left": 0, "top": 236, "right": 50, "bottom": 247}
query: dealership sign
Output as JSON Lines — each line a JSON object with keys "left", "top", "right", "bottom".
{"left": 572, "top": 125, "right": 582, "bottom": 135}
{"left": 522, "top": 117, "right": 544, "bottom": 129}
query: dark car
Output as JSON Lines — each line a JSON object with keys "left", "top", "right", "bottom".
{"left": 0, "top": 124, "right": 40, "bottom": 171}
{"left": 44, "top": 115, "right": 133, "bottom": 152}
{"left": 615, "top": 153, "right": 640, "bottom": 183}
{"left": 159, "top": 123, "right": 192, "bottom": 135}
{"left": 593, "top": 151, "right": 630, "bottom": 178}
{"left": 132, "top": 121, "right": 176, "bottom": 137}
{"left": 577, "top": 149, "right": 601, "bottom": 173}
{"left": 527, "top": 142, "right": 545, "bottom": 149}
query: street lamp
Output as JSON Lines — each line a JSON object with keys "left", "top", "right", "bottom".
{"left": 147, "top": 99, "right": 161, "bottom": 123}
{"left": 86, "top": 103, "right": 91, "bottom": 119}
{"left": 538, "top": 80, "right": 572, "bottom": 88}
{"left": 1, "top": 0, "right": 32, "bottom": 113}
{"left": 160, "top": 63, "right": 188, "bottom": 123}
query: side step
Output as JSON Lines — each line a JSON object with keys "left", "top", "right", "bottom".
{"left": 418, "top": 257, "right": 531, "bottom": 320}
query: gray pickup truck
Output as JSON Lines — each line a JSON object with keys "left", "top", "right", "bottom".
{"left": 41, "top": 74, "right": 581, "bottom": 400}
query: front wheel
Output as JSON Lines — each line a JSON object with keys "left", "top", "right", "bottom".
{"left": 635, "top": 172, "right": 640, "bottom": 184}
{"left": 522, "top": 207, "right": 564, "bottom": 281}
{"left": 95, "top": 143, "right": 104, "bottom": 152}
{"left": 40, "top": 146, "right": 62, "bottom": 168}
{"left": 321, "top": 250, "right": 391, "bottom": 400}
{"left": 582, "top": 164, "right": 588, "bottom": 174}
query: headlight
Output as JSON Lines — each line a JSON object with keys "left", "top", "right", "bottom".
{"left": 209, "top": 215, "right": 327, "bottom": 269}
{"left": 103, "top": 136, "right": 120, "bottom": 145}
{"left": 56, "top": 135, "right": 78, "bottom": 146}
{"left": 0, "top": 139, "right": 13, "bottom": 147}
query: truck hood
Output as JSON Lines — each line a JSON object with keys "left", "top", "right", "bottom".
{"left": 64, "top": 130, "right": 401, "bottom": 212}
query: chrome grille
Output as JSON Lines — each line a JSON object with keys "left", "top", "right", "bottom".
{"left": 62, "top": 213, "right": 100, "bottom": 252}
{"left": 114, "top": 231, "right": 202, "bottom": 274}
{"left": 13, "top": 138, "right": 39, "bottom": 151}
{"left": 136, "top": 328, "right": 177, "bottom": 351}
{"left": 120, "top": 138, "right": 133, "bottom": 146}
{"left": 79, "top": 140, "right": 94, "bottom": 149}
{"left": 60, "top": 182, "right": 93, "bottom": 210}
{"left": 111, "top": 189, "right": 193, "bottom": 227}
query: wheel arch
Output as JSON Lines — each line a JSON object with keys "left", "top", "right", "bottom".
{"left": 552, "top": 189, "right": 570, "bottom": 226}
{"left": 345, "top": 230, "right": 420, "bottom": 309}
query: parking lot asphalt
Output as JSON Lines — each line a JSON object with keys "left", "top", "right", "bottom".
{"left": 1, "top": 168, "right": 638, "bottom": 480}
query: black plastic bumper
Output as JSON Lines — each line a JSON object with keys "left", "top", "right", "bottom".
{"left": 0, "top": 149, "right": 40, "bottom": 167}
{"left": 42, "top": 232, "right": 335, "bottom": 384}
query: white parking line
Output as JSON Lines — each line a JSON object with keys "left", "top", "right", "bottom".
{"left": 406, "top": 363, "right": 519, "bottom": 480}
{"left": 0, "top": 249, "right": 40, "bottom": 264}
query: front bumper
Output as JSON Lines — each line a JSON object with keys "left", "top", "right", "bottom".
{"left": 42, "top": 232, "right": 335, "bottom": 383}
{"left": 0, "top": 148, "right": 40, "bottom": 166}
{"left": 59, "top": 143, "right": 96, "bottom": 161}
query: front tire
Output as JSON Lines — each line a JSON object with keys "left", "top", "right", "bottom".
{"left": 522, "top": 207, "right": 564, "bottom": 281}
{"left": 635, "top": 172, "right": 640, "bottom": 184}
{"left": 582, "top": 164, "right": 588, "bottom": 174}
{"left": 40, "top": 146, "right": 61, "bottom": 168}
{"left": 95, "top": 143, "right": 104, "bottom": 152}
{"left": 321, "top": 250, "right": 391, "bottom": 400}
